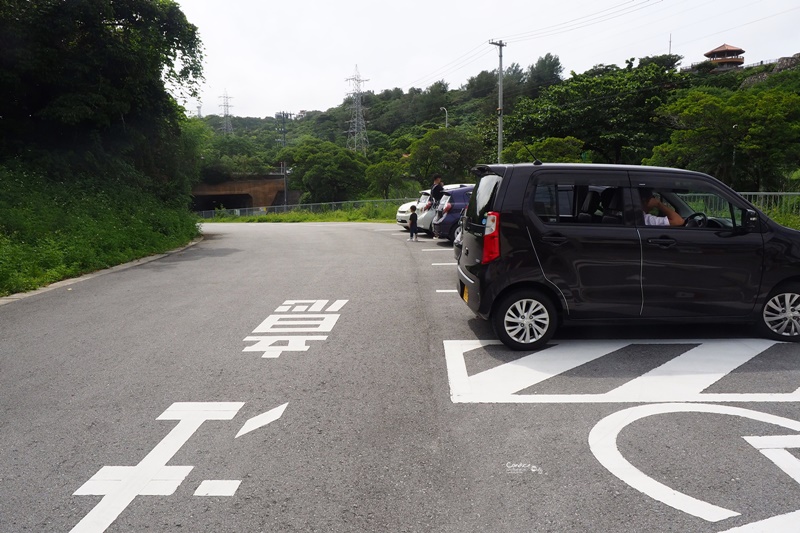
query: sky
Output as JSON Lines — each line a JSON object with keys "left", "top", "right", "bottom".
{"left": 175, "top": 0, "right": 800, "bottom": 119}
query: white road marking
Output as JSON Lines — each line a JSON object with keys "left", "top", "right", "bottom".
{"left": 444, "top": 339, "right": 790, "bottom": 403}
{"left": 589, "top": 403, "right": 800, "bottom": 524}
{"left": 243, "top": 336, "right": 328, "bottom": 357}
{"left": 432, "top": 263, "right": 457, "bottom": 266}
{"left": 325, "top": 299, "right": 348, "bottom": 312}
{"left": 236, "top": 403, "right": 288, "bottom": 438}
{"left": 253, "top": 314, "right": 340, "bottom": 333}
{"left": 71, "top": 402, "right": 243, "bottom": 533}
{"left": 194, "top": 480, "right": 241, "bottom": 496}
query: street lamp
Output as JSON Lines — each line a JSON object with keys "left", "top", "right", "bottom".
{"left": 440, "top": 107, "right": 448, "bottom": 128}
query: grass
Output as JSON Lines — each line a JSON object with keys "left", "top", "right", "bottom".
{"left": 203, "top": 202, "right": 399, "bottom": 223}
{"left": 0, "top": 165, "right": 199, "bottom": 297}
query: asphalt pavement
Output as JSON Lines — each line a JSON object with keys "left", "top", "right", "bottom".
{"left": 2, "top": 222, "right": 800, "bottom": 532}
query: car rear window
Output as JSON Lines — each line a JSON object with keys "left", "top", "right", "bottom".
{"left": 466, "top": 174, "right": 502, "bottom": 224}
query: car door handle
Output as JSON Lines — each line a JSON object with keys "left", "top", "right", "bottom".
{"left": 647, "top": 237, "right": 676, "bottom": 248}
{"left": 541, "top": 235, "right": 568, "bottom": 245}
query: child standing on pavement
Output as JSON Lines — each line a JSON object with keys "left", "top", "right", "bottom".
{"left": 407, "top": 205, "right": 419, "bottom": 241}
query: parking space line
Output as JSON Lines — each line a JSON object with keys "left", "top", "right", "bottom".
{"left": 432, "top": 263, "right": 457, "bottom": 266}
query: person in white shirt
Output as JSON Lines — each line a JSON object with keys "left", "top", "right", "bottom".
{"left": 639, "top": 188, "right": 684, "bottom": 226}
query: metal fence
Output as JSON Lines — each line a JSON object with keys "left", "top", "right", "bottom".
{"left": 197, "top": 193, "right": 800, "bottom": 220}
{"left": 196, "top": 198, "right": 415, "bottom": 219}
{"left": 740, "top": 192, "right": 800, "bottom": 216}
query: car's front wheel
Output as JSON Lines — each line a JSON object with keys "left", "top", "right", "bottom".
{"left": 758, "top": 283, "right": 800, "bottom": 341}
{"left": 492, "top": 289, "right": 557, "bottom": 351}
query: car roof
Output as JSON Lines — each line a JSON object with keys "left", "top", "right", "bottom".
{"left": 473, "top": 163, "right": 711, "bottom": 179}
{"left": 418, "top": 183, "right": 473, "bottom": 194}
{"left": 441, "top": 184, "right": 475, "bottom": 193}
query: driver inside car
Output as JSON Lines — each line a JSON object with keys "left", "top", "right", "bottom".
{"left": 639, "top": 188, "right": 684, "bottom": 226}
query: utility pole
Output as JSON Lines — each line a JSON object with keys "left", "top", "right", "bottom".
{"left": 219, "top": 90, "right": 233, "bottom": 134}
{"left": 490, "top": 40, "right": 506, "bottom": 163}
{"left": 345, "top": 66, "right": 369, "bottom": 155}
{"left": 276, "top": 111, "right": 294, "bottom": 210}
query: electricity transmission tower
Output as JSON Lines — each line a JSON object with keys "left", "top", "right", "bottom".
{"left": 345, "top": 66, "right": 369, "bottom": 155}
{"left": 219, "top": 90, "right": 233, "bottom": 134}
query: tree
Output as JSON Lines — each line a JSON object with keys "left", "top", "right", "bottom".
{"left": 366, "top": 161, "right": 409, "bottom": 199}
{"left": 508, "top": 62, "right": 687, "bottom": 164}
{"left": 406, "top": 128, "right": 482, "bottom": 184}
{"left": 463, "top": 70, "right": 496, "bottom": 99}
{"left": 645, "top": 87, "right": 800, "bottom": 190}
{"left": 0, "top": 0, "right": 204, "bottom": 198}
{"left": 502, "top": 136, "right": 586, "bottom": 164}
{"left": 276, "top": 138, "right": 368, "bottom": 203}
{"left": 524, "top": 53, "right": 564, "bottom": 99}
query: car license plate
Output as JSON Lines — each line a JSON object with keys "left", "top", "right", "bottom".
{"left": 462, "top": 285, "right": 468, "bottom": 303}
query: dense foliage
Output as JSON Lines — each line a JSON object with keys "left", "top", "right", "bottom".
{"left": 0, "top": 164, "right": 198, "bottom": 296}
{"left": 196, "top": 53, "right": 800, "bottom": 198}
{"left": 0, "top": 0, "right": 203, "bottom": 295}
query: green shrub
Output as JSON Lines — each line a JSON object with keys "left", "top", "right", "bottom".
{"left": 0, "top": 164, "right": 199, "bottom": 297}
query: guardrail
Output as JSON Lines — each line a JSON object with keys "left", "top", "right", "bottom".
{"left": 196, "top": 198, "right": 415, "bottom": 219}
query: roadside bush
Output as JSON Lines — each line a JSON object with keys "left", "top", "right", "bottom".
{"left": 0, "top": 165, "right": 199, "bottom": 297}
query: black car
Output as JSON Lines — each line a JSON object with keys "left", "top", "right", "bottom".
{"left": 432, "top": 184, "right": 474, "bottom": 242}
{"left": 456, "top": 162, "right": 800, "bottom": 350}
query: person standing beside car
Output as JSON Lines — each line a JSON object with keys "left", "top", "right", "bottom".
{"left": 429, "top": 175, "right": 444, "bottom": 209}
{"left": 407, "top": 205, "right": 420, "bottom": 242}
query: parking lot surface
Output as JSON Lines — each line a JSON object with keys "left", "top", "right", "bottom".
{"left": 2, "top": 222, "right": 800, "bottom": 532}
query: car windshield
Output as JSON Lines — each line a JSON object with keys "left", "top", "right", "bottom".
{"left": 418, "top": 193, "right": 430, "bottom": 203}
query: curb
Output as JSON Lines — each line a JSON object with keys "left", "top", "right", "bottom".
{"left": 0, "top": 237, "right": 204, "bottom": 307}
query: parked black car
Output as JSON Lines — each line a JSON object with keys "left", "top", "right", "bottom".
{"left": 456, "top": 162, "right": 800, "bottom": 350}
{"left": 433, "top": 184, "right": 474, "bottom": 242}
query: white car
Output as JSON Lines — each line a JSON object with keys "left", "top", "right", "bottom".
{"left": 396, "top": 184, "right": 471, "bottom": 235}
{"left": 396, "top": 190, "right": 429, "bottom": 230}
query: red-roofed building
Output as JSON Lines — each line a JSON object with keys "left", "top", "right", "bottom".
{"left": 704, "top": 44, "right": 745, "bottom": 69}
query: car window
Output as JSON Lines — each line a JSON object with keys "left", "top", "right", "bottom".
{"left": 633, "top": 176, "right": 745, "bottom": 229}
{"left": 531, "top": 173, "right": 629, "bottom": 225}
{"left": 466, "top": 174, "right": 501, "bottom": 224}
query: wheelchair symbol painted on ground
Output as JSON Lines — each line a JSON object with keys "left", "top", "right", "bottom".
{"left": 590, "top": 403, "right": 800, "bottom": 532}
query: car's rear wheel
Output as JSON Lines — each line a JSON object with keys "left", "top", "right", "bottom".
{"left": 759, "top": 283, "right": 800, "bottom": 341}
{"left": 492, "top": 289, "right": 557, "bottom": 351}
{"left": 448, "top": 223, "right": 459, "bottom": 243}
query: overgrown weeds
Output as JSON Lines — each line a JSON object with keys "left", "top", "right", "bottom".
{"left": 0, "top": 165, "right": 199, "bottom": 296}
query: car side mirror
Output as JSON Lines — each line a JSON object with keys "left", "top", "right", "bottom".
{"left": 742, "top": 209, "right": 759, "bottom": 231}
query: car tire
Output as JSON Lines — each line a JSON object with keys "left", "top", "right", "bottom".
{"left": 758, "top": 283, "right": 800, "bottom": 341}
{"left": 447, "top": 223, "right": 459, "bottom": 243}
{"left": 492, "top": 289, "right": 557, "bottom": 351}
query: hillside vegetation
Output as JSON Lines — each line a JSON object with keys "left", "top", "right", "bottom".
{"left": 1, "top": 1, "right": 799, "bottom": 296}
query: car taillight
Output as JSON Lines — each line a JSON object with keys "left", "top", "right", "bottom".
{"left": 482, "top": 212, "right": 500, "bottom": 264}
{"left": 443, "top": 203, "right": 451, "bottom": 214}
{"left": 426, "top": 201, "right": 432, "bottom": 210}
